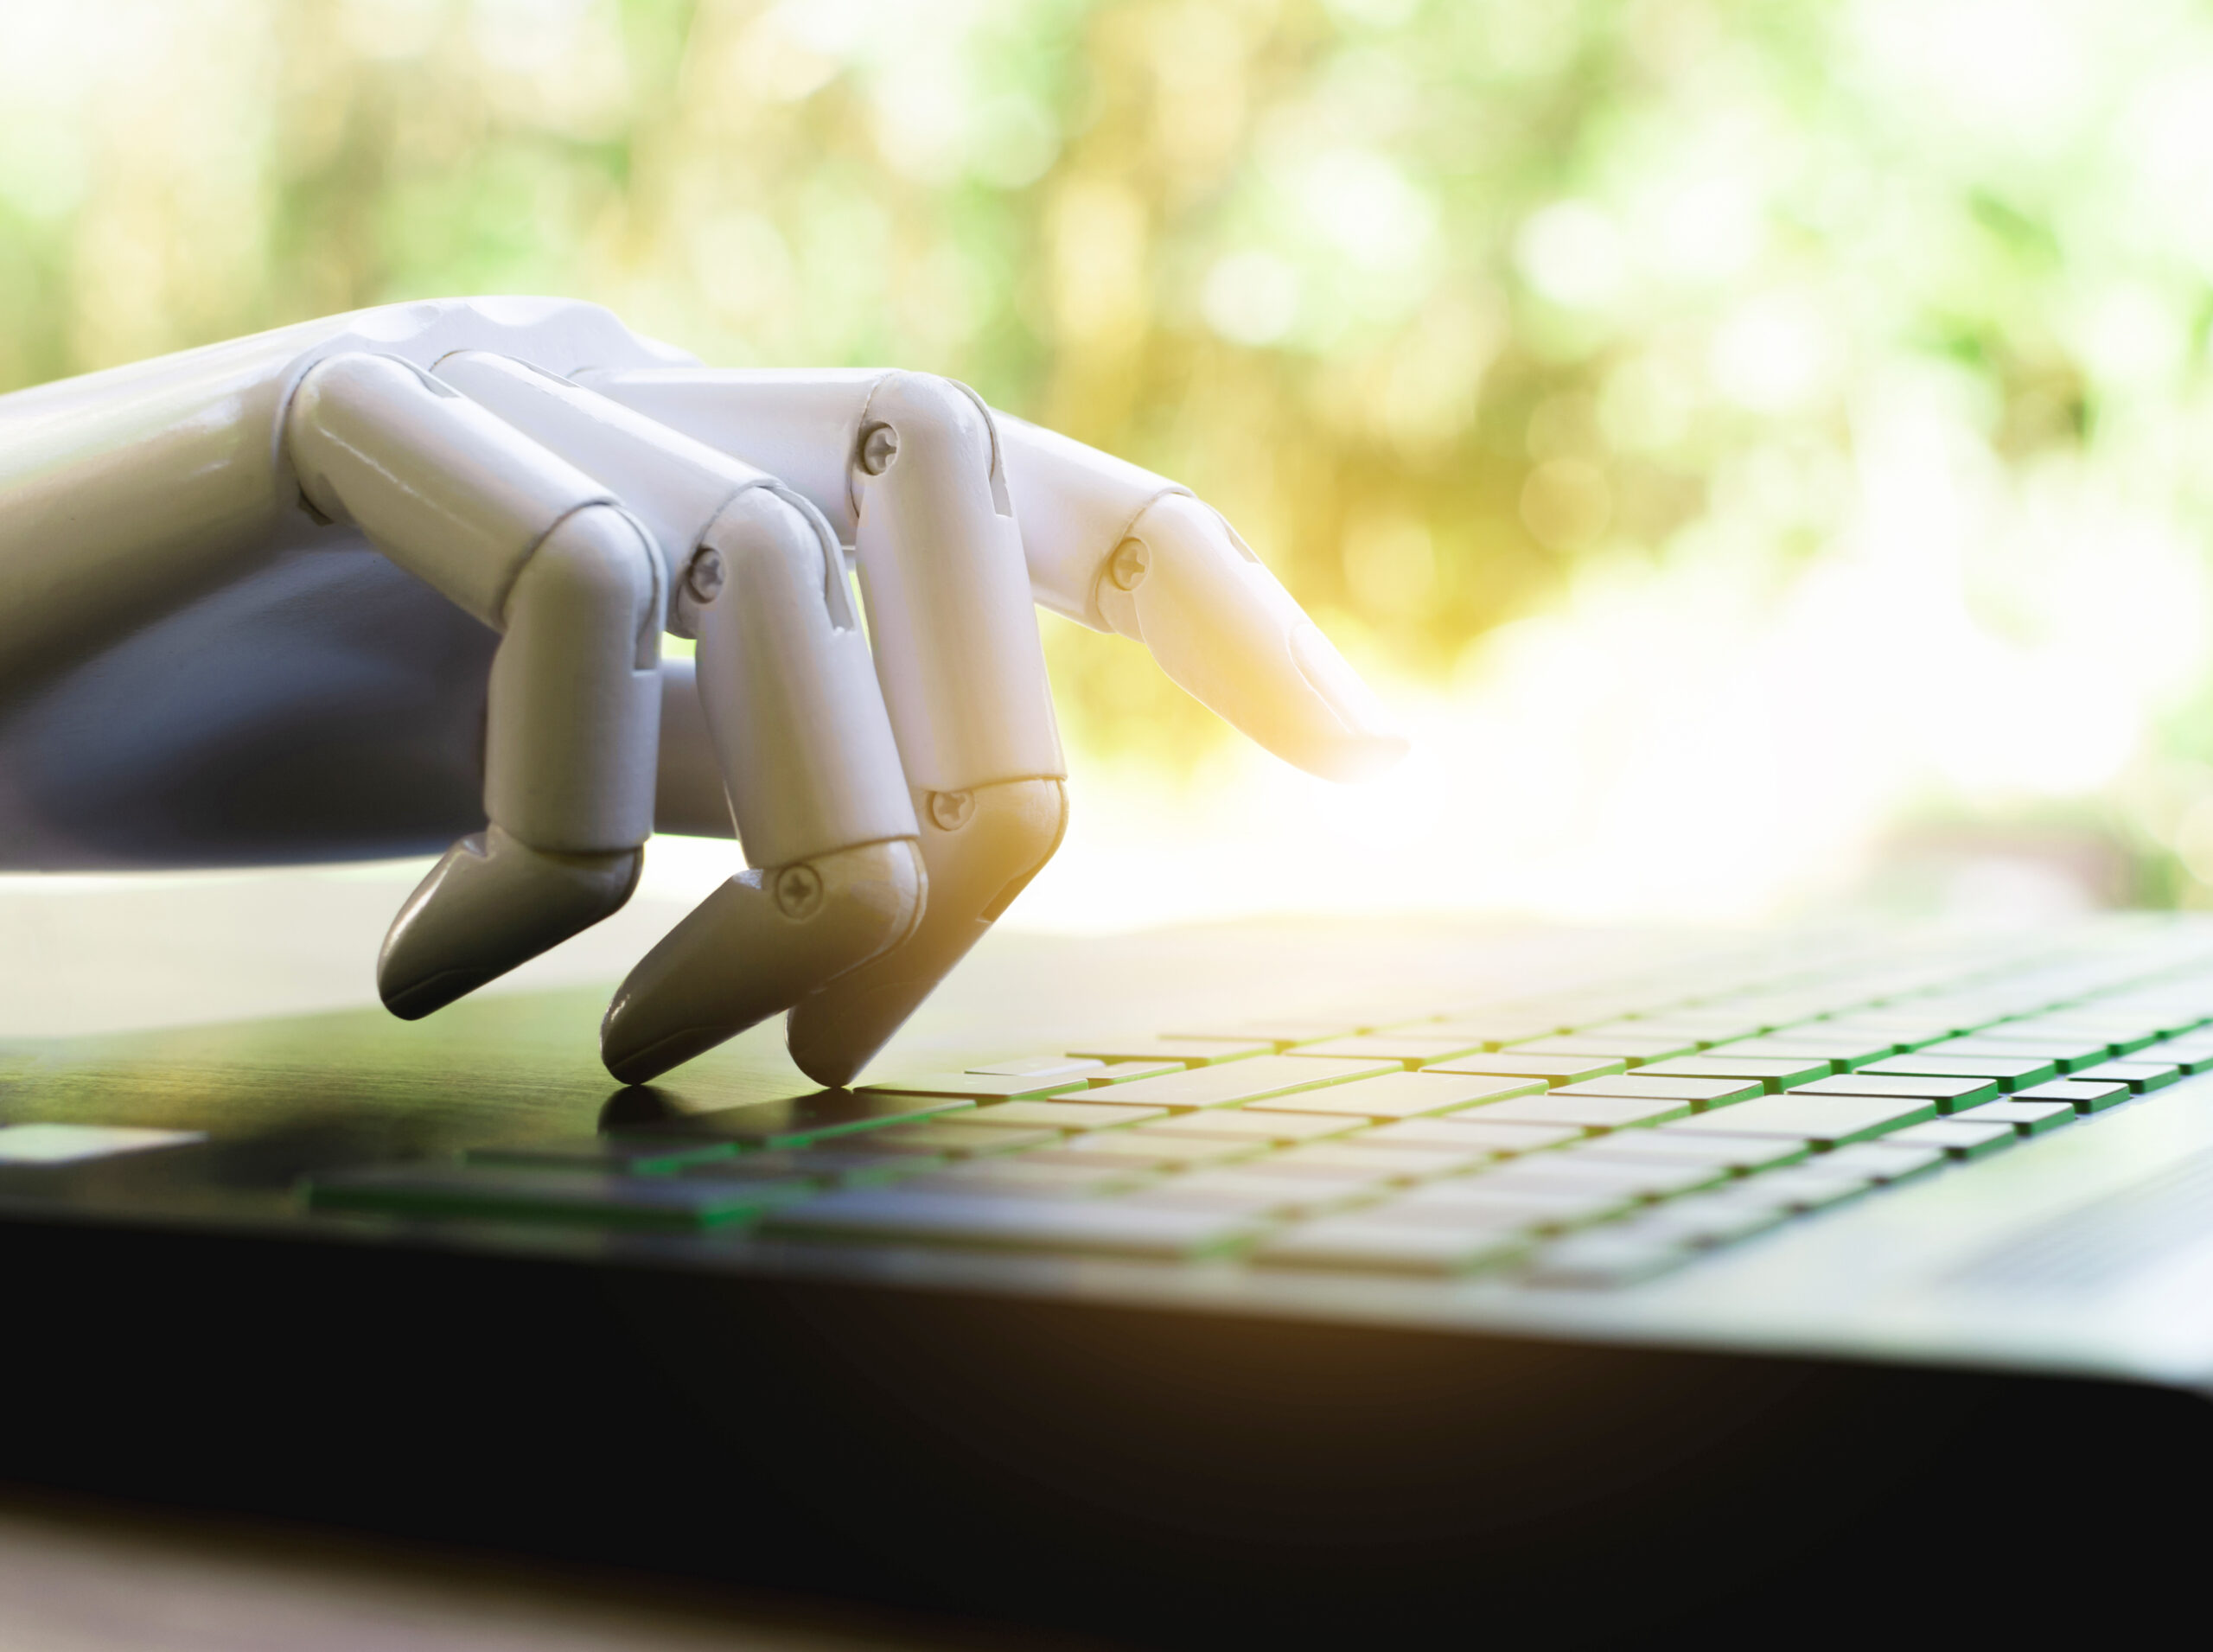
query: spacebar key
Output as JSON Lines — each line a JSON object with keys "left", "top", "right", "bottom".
{"left": 766, "top": 1188, "right": 1255, "bottom": 1259}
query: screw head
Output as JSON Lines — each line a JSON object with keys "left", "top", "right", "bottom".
{"left": 928, "top": 790, "right": 975, "bottom": 832}
{"left": 858, "top": 423, "right": 899, "bottom": 475}
{"left": 774, "top": 864, "right": 824, "bottom": 919}
{"left": 1108, "top": 539, "right": 1151, "bottom": 592}
{"left": 686, "top": 548, "right": 726, "bottom": 603}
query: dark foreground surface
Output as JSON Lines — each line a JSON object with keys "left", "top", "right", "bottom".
{"left": 3, "top": 916, "right": 2210, "bottom": 1644}
{"left": 6, "top": 1209, "right": 2207, "bottom": 1647}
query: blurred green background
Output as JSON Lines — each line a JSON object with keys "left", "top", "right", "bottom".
{"left": 7, "top": 0, "right": 2213, "bottom": 928}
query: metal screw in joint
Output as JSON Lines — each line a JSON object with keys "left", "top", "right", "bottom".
{"left": 1108, "top": 539, "right": 1151, "bottom": 592}
{"left": 928, "top": 790, "right": 975, "bottom": 832}
{"left": 686, "top": 548, "right": 726, "bottom": 603}
{"left": 774, "top": 864, "right": 824, "bottom": 919}
{"left": 858, "top": 423, "right": 899, "bottom": 475}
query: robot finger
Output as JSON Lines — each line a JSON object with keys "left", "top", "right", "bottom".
{"left": 285, "top": 353, "right": 663, "bottom": 1017}
{"left": 568, "top": 365, "right": 1070, "bottom": 1083}
{"left": 785, "top": 373, "right": 1070, "bottom": 1087}
{"left": 576, "top": 370, "right": 1404, "bottom": 781}
{"left": 996, "top": 416, "right": 1407, "bottom": 783}
{"left": 599, "top": 487, "right": 922, "bottom": 1084}
{"left": 423, "top": 353, "right": 928, "bottom": 1082}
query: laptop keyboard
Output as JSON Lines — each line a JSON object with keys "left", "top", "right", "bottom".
{"left": 305, "top": 928, "right": 2213, "bottom": 1288}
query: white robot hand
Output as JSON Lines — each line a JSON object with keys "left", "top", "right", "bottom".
{"left": 0, "top": 299, "right": 1404, "bottom": 1087}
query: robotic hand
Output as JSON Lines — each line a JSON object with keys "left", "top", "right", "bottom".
{"left": 0, "top": 298, "right": 1404, "bottom": 1087}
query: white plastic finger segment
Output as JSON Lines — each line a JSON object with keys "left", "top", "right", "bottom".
{"left": 486, "top": 505, "right": 664, "bottom": 853}
{"left": 1098, "top": 494, "right": 1407, "bottom": 782}
{"left": 574, "top": 367, "right": 883, "bottom": 541}
{"left": 688, "top": 488, "right": 918, "bottom": 866}
{"left": 992, "top": 412, "right": 1184, "bottom": 630}
{"left": 652, "top": 658, "right": 734, "bottom": 839}
{"left": 433, "top": 351, "right": 765, "bottom": 585}
{"left": 785, "top": 777, "right": 1068, "bottom": 1088}
{"left": 287, "top": 353, "right": 612, "bottom": 628}
{"left": 600, "top": 839, "right": 924, "bottom": 1086}
{"left": 379, "top": 826, "right": 641, "bottom": 1020}
{"left": 851, "top": 373, "right": 1064, "bottom": 793}
{"left": 379, "top": 506, "right": 663, "bottom": 1015}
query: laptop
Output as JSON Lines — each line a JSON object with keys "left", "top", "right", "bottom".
{"left": 4, "top": 876, "right": 2210, "bottom": 1642}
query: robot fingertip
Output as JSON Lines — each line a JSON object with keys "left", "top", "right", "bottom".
{"left": 379, "top": 967, "right": 486, "bottom": 1021}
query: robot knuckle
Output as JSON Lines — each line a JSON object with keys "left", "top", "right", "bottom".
{"left": 704, "top": 485, "right": 823, "bottom": 584}
{"left": 290, "top": 349, "right": 387, "bottom": 409}
{"left": 687, "top": 484, "right": 851, "bottom": 634}
{"left": 861, "top": 371, "right": 996, "bottom": 473}
{"left": 512, "top": 503, "right": 660, "bottom": 617}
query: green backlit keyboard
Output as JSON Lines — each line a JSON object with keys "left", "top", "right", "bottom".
{"left": 305, "top": 934, "right": 2213, "bottom": 1289}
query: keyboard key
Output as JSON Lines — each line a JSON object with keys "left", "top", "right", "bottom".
{"left": 1724, "top": 1164, "right": 1875, "bottom": 1211}
{"left": 1455, "top": 1092, "right": 1693, "bottom": 1132}
{"left": 964, "top": 1056, "right": 1108, "bottom": 1080}
{"left": 1835, "top": 1007, "right": 1994, "bottom": 1037}
{"left": 2011, "top": 1078, "right": 2130, "bottom": 1113}
{"left": 1476, "top": 1156, "right": 1727, "bottom": 1199}
{"left": 2049, "top": 1006, "right": 2203, "bottom": 1037}
{"left": 1853, "top": 1055, "right": 2057, "bottom": 1091}
{"left": 1525, "top": 1234, "right": 1698, "bottom": 1288}
{"left": 1315, "top": 1136, "right": 1500, "bottom": 1174}
{"left": 1062, "top": 1036, "right": 1272, "bottom": 1067}
{"left": 1053, "top": 1134, "right": 1266, "bottom": 1169}
{"left": 856, "top": 1071, "right": 1095, "bottom": 1101}
{"left": 1419, "top": 1015, "right": 1568, "bottom": 1048}
{"left": 0, "top": 1124, "right": 206, "bottom": 1164}
{"left": 1815, "top": 1142, "right": 1948, "bottom": 1183}
{"left": 1879, "top": 1119, "right": 2017, "bottom": 1159}
{"left": 960, "top": 1100, "right": 1171, "bottom": 1132}
{"left": 1708, "top": 1036, "right": 1897, "bottom": 1069}
{"left": 622, "top": 1090, "right": 976, "bottom": 1150}
{"left": 715, "top": 1147, "right": 942, "bottom": 1186}
{"left": 1068, "top": 1055, "right": 1401, "bottom": 1112}
{"left": 307, "top": 1164, "right": 807, "bottom": 1229}
{"left": 765, "top": 1188, "right": 1256, "bottom": 1257}
{"left": 1250, "top": 1070, "right": 1545, "bottom": 1120}
{"left": 1631, "top": 1056, "right": 1833, "bottom": 1092}
{"left": 1610, "top": 1015, "right": 1763, "bottom": 1045}
{"left": 1813, "top": 1015, "right": 1969, "bottom": 1047}
{"left": 1510, "top": 1033, "right": 1703, "bottom": 1063}
{"left": 2136, "top": 1039, "right": 2213, "bottom": 1074}
{"left": 1252, "top": 1216, "right": 1529, "bottom": 1275}
{"left": 1422, "top": 1053, "right": 1630, "bottom": 1084}
{"left": 1951, "top": 1098, "right": 2076, "bottom": 1136}
{"left": 857, "top": 1123, "right": 1062, "bottom": 1158}
{"left": 2070, "top": 1059, "right": 2184, "bottom": 1093}
{"left": 1135, "top": 1110, "right": 1368, "bottom": 1145}
{"left": 1082, "top": 1060, "right": 1189, "bottom": 1085}
{"left": 1789, "top": 1073, "right": 1999, "bottom": 1113}
{"left": 1381, "top": 1181, "right": 1639, "bottom": 1231}
{"left": 1923, "top": 1036, "right": 2112, "bottom": 1072}
{"left": 1873, "top": 1002, "right": 2004, "bottom": 1035}
{"left": 1165, "top": 1019, "right": 1356, "bottom": 1049}
{"left": 467, "top": 1137, "right": 742, "bottom": 1175}
{"left": 1992, "top": 1017, "right": 2156, "bottom": 1055}
{"left": 1660, "top": 1093, "right": 1936, "bottom": 1146}
{"left": 1565, "top": 1132, "right": 1808, "bottom": 1174}
{"left": 1290, "top": 1035, "right": 1484, "bottom": 1066}
{"left": 1641, "top": 1006, "right": 1790, "bottom": 1036}
{"left": 896, "top": 1160, "right": 1146, "bottom": 1197}
{"left": 1269, "top": 1142, "right": 1489, "bottom": 1180}
{"left": 1687, "top": 995, "right": 1840, "bottom": 1026}
{"left": 1607, "top": 1197, "right": 1790, "bottom": 1247}
{"left": 1132, "top": 1166, "right": 1381, "bottom": 1214}
{"left": 1361, "top": 1118, "right": 1584, "bottom": 1156}
{"left": 1550, "top": 1075, "right": 1765, "bottom": 1109}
